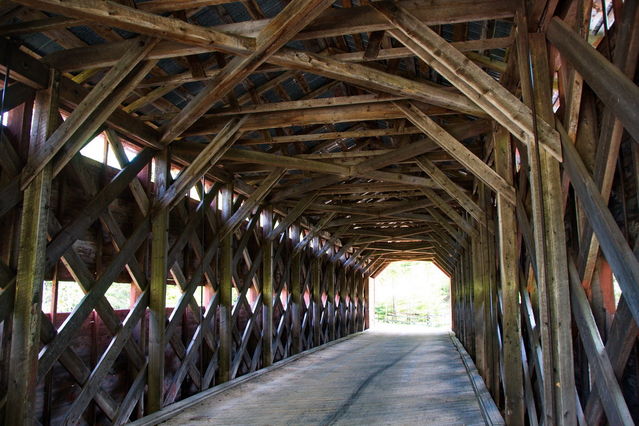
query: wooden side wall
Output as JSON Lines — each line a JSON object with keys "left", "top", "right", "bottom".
{"left": 449, "top": 4, "right": 639, "bottom": 424}
{"left": 0, "top": 109, "right": 369, "bottom": 424}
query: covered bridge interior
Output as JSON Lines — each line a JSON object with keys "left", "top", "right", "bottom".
{"left": 0, "top": 0, "right": 638, "bottom": 424}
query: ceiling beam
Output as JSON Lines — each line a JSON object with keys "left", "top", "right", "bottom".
{"left": 158, "top": 0, "right": 335, "bottom": 143}
{"left": 372, "top": 1, "right": 562, "bottom": 160}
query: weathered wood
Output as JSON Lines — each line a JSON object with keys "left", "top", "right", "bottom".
{"left": 326, "top": 260, "right": 336, "bottom": 341}
{"left": 399, "top": 101, "right": 515, "bottom": 205}
{"left": 290, "top": 224, "right": 302, "bottom": 355}
{"left": 19, "top": 37, "right": 157, "bottom": 189}
{"left": 415, "top": 156, "right": 486, "bottom": 226}
{"left": 312, "top": 241, "right": 321, "bottom": 347}
{"left": 373, "top": 1, "right": 561, "bottom": 160}
{"left": 38, "top": 1, "right": 513, "bottom": 68}
{"left": 159, "top": 117, "right": 246, "bottom": 209}
{"left": 262, "top": 207, "right": 274, "bottom": 367}
{"left": 530, "top": 34, "right": 575, "bottom": 425}
{"left": 567, "top": 258, "right": 633, "bottom": 426}
{"left": 493, "top": 125, "right": 524, "bottom": 424}
{"left": 575, "top": 0, "right": 639, "bottom": 290}
{"left": 268, "top": 193, "right": 317, "bottom": 240}
{"left": 559, "top": 121, "right": 639, "bottom": 333}
{"left": 148, "top": 147, "right": 169, "bottom": 413}
{"left": 218, "top": 183, "right": 234, "bottom": 384}
{"left": 159, "top": 0, "right": 334, "bottom": 143}
{"left": 5, "top": 70, "right": 58, "bottom": 426}
{"left": 219, "top": 168, "right": 285, "bottom": 239}
{"left": 547, "top": 16, "right": 639, "bottom": 143}
{"left": 10, "top": 0, "right": 252, "bottom": 54}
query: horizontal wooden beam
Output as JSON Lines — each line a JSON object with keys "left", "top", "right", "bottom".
{"left": 185, "top": 102, "right": 458, "bottom": 135}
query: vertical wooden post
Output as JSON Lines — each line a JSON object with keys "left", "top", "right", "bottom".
{"left": 311, "top": 237, "right": 321, "bottom": 347}
{"left": 148, "top": 147, "right": 169, "bottom": 413}
{"left": 261, "top": 207, "right": 273, "bottom": 367}
{"left": 494, "top": 125, "right": 524, "bottom": 424}
{"left": 348, "top": 267, "right": 357, "bottom": 334}
{"left": 530, "top": 33, "right": 576, "bottom": 424}
{"left": 472, "top": 229, "right": 487, "bottom": 377}
{"left": 5, "top": 70, "right": 58, "bottom": 426}
{"left": 326, "top": 258, "right": 336, "bottom": 341}
{"left": 339, "top": 266, "right": 347, "bottom": 338}
{"left": 464, "top": 245, "right": 475, "bottom": 355}
{"left": 364, "top": 275, "right": 370, "bottom": 330}
{"left": 218, "top": 183, "right": 233, "bottom": 384}
{"left": 290, "top": 224, "right": 302, "bottom": 354}
{"left": 357, "top": 271, "right": 363, "bottom": 331}
{"left": 515, "top": 15, "right": 559, "bottom": 422}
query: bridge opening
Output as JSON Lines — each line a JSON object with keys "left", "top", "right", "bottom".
{"left": 371, "top": 261, "right": 451, "bottom": 330}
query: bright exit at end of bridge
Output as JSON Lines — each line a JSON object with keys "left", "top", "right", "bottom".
{"left": 371, "top": 261, "right": 451, "bottom": 330}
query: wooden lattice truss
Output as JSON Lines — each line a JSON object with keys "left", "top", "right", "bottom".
{"left": 0, "top": 0, "right": 637, "bottom": 424}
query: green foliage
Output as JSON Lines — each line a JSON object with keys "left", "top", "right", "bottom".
{"left": 41, "top": 281, "right": 206, "bottom": 313}
{"left": 373, "top": 261, "right": 451, "bottom": 328}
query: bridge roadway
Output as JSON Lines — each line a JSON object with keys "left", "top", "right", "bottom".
{"left": 156, "top": 327, "right": 503, "bottom": 425}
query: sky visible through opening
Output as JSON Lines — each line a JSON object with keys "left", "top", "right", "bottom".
{"left": 373, "top": 261, "right": 451, "bottom": 329}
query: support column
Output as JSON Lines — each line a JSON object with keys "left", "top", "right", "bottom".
{"left": 148, "top": 146, "right": 169, "bottom": 413}
{"left": 261, "top": 207, "right": 273, "bottom": 367}
{"left": 5, "top": 70, "right": 58, "bottom": 426}
{"left": 357, "top": 271, "right": 364, "bottom": 331}
{"left": 530, "top": 34, "right": 576, "bottom": 424}
{"left": 350, "top": 268, "right": 357, "bottom": 334}
{"left": 290, "top": 224, "right": 302, "bottom": 354}
{"left": 494, "top": 125, "right": 524, "bottom": 424}
{"left": 364, "top": 275, "right": 370, "bottom": 330}
{"left": 339, "top": 267, "right": 347, "bottom": 338}
{"left": 472, "top": 229, "right": 487, "bottom": 377}
{"left": 327, "top": 258, "right": 336, "bottom": 341}
{"left": 311, "top": 238, "right": 321, "bottom": 347}
{"left": 217, "top": 183, "right": 233, "bottom": 384}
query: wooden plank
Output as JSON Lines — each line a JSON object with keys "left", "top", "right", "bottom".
{"left": 326, "top": 260, "right": 336, "bottom": 341}
{"left": 19, "top": 37, "right": 157, "bottom": 189}
{"left": 63, "top": 292, "right": 149, "bottom": 424}
{"left": 575, "top": 1, "right": 639, "bottom": 289}
{"left": 218, "top": 183, "right": 233, "bottom": 384}
{"left": 420, "top": 188, "right": 476, "bottom": 237}
{"left": 268, "top": 193, "right": 317, "bottom": 240}
{"left": 584, "top": 295, "right": 639, "bottom": 423}
{"left": 311, "top": 242, "right": 321, "bottom": 347}
{"left": 148, "top": 147, "right": 169, "bottom": 413}
{"left": 373, "top": 1, "right": 561, "bottom": 160}
{"left": 10, "top": 0, "right": 251, "bottom": 54}
{"left": 44, "top": 148, "right": 155, "bottom": 268}
{"left": 158, "top": 117, "right": 246, "bottom": 209}
{"left": 290, "top": 224, "right": 302, "bottom": 355}
{"left": 559, "top": 122, "right": 639, "bottom": 335}
{"left": 38, "top": 1, "right": 513, "bottom": 69}
{"left": 397, "top": 102, "right": 515, "bottom": 205}
{"left": 529, "top": 34, "right": 575, "bottom": 425}
{"left": 193, "top": 94, "right": 407, "bottom": 117}
{"left": 21, "top": 2, "right": 484, "bottom": 118}
{"left": 547, "top": 16, "right": 639, "bottom": 143}
{"left": 262, "top": 207, "right": 274, "bottom": 368}
{"left": 184, "top": 103, "right": 437, "bottom": 135}
{"left": 567, "top": 259, "right": 633, "bottom": 426}
{"left": 5, "top": 71, "right": 58, "bottom": 426}
{"left": 414, "top": 156, "right": 486, "bottom": 226}
{"left": 159, "top": 0, "right": 335, "bottom": 143}
{"left": 218, "top": 168, "right": 286, "bottom": 240}
{"left": 492, "top": 125, "right": 524, "bottom": 424}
